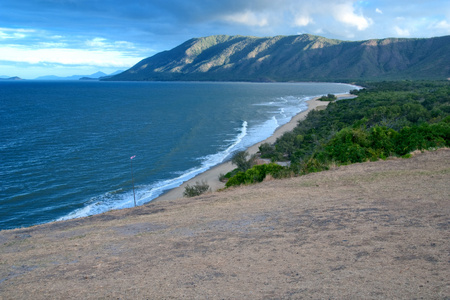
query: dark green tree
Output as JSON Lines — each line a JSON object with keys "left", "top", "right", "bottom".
{"left": 231, "top": 151, "right": 257, "bottom": 172}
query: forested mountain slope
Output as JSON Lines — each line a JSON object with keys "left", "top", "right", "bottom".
{"left": 108, "top": 34, "right": 450, "bottom": 81}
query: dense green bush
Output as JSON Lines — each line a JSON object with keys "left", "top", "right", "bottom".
{"left": 310, "top": 119, "right": 448, "bottom": 167}
{"left": 225, "top": 163, "right": 289, "bottom": 187}
{"left": 321, "top": 126, "right": 399, "bottom": 164}
{"left": 319, "top": 94, "right": 337, "bottom": 101}
{"left": 324, "top": 128, "right": 368, "bottom": 163}
{"left": 227, "top": 81, "right": 450, "bottom": 187}
{"left": 297, "top": 156, "right": 329, "bottom": 174}
{"left": 259, "top": 81, "right": 450, "bottom": 175}
{"left": 394, "top": 120, "right": 450, "bottom": 155}
{"left": 368, "top": 126, "right": 398, "bottom": 158}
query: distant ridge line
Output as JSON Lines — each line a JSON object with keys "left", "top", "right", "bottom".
{"left": 106, "top": 34, "right": 450, "bottom": 82}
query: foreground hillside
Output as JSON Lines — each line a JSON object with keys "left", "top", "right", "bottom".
{"left": 1, "top": 149, "right": 448, "bottom": 299}
{"left": 108, "top": 34, "right": 450, "bottom": 82}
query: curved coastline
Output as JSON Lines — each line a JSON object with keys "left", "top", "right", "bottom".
{"left": 47, "top": 84, "right": 357, "bottom": 227}
{"left": 154, "top": 94, "right": 352, "bottom": 202}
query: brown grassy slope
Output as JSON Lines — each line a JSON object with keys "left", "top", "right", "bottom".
{"left": 0, "top": 149, "right": 449, "bottom": 299}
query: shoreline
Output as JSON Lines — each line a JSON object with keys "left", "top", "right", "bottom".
{"left": 2, "top": 149, "right": 447, "bottom": 298}
{"left": 155, "top": 94, "right": 352, "bottom": 202}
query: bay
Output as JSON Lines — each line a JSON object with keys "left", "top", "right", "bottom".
{"left": 0, "top": 81, "right": 356, "bottom": 230}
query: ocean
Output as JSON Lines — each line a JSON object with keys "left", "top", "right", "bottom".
{"left": 0, "top": 81, "right": 357, "bottom": 230}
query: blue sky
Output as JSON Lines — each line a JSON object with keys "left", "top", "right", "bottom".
{"left": 1, "top": 0, "right": 449, "bottom": 79}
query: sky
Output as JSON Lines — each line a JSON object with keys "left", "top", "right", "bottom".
{"left": 1, "top": 0, "right": 449, "bottom": 79}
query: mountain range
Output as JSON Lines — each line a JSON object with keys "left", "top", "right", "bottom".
{"left": 36, "top": 70, "right": 123, "bottom": 81}
{"left": 107, "top": 34, "right": 450, "bottom": 82}
{"left": 0, "top": 76, "right": 22, "bottom": 80}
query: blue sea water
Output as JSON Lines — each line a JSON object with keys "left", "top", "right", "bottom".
{"left": 0, "top": 81, "right": 357, "bottom": 230}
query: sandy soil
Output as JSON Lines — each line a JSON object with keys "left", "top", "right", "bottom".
{"left": 1, "top": 148, "right": 449, "bottom": 299}
{"left": 156, "top": 96, "right": 331, "bottom": 201}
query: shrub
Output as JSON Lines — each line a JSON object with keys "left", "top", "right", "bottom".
{"left": 225, "top": 163, "right": 289, "bottom": 187}
{"left": 324, "top": 128, "right": 370, "bottom": 163}
{"left": 394, "top": 121, "right": 450, "bottom": 155}
{"left": 223, "top": 168, "right": 240, "bottom": 179}
{"left": 225, "top": 171, "right": 247, "bottom": 187}
{"left": 368, "top": 126, "right": 398, "bottom": 158}
{"left": 319, "top": 94, "right": 337, "bottom": 101}
{"left": 183, "top": 181, "right": 210, "bottom": 197}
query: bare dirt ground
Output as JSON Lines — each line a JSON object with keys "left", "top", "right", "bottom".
{"left": 1, "top": 149, "right": 449, "bottom": 299}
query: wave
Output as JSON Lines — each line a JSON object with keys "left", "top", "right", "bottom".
{"left": 57, "top": 121, "right": 249, "bottom": 222}
{"left": 57, "top": 94, "right": 321, "bottom": 222}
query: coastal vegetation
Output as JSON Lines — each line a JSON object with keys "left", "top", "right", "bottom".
{"left": 318, "top": 94, "right": 337, "bottom": 101}
{"left": 225, "top": 163, "right": 290, "bottom": 187}
{"left": 231, "top": 150, "right": 257, "bottom": 172}
{"left": 225, "top": 81, "right": 450, "bottom": 187}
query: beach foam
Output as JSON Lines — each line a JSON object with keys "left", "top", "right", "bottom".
{"left": 56, "top": 93, "right": 344, "bottom": 222}
{"left": 56, "top": 96, "right": 309, "bottom": 222}
{"left": 57, "top": 121, "right": 250, "bottom": 221}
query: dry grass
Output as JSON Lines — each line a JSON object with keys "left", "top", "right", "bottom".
{"left": 0, "top": 149, "right": 449, "bottom": 299}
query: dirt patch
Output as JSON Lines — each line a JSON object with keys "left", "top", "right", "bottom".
{"left": 0, "top": 149, "right": 449, "bottom": 299}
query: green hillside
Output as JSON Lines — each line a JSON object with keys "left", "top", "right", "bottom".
{"left": 224, "top": 80, "right": 450, "bottom": 187}
{"left": 107, "top": 34, "right": 450, "bottom": 82}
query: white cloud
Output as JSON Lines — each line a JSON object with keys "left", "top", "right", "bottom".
{"left": 376, "top": 8, "right": 383, "bottom": 14}
{"left": 84, "top": 38, "right": 144, "bottom": 53}
{"left": 294, "top": 15, "right": 314, "bottom": 27}
{"left": 0, "top": 45, "right": 143, "bottom": 68}
{"left": 0, "top": 28, "right": 34, "bottom": 39}
{"left": 39, "top": 42, "right": 68, "bottom": 48}
{"left": 0, "top": 27, "right": 151, "bottom": 79}
{"left": 332, "top": 2, "right": 372, "bottom": 31}
{"left": 313, "top": 28, "right": 325, "bottom": 35}
{"left": 114, "top": 41, "right": 136, "bottom": 48}
{"left": 223, "top": 10, "right": 269, "bottom": 27}
{"left": 85, "top": 37, "right": 110, "bottom": 48}
{"left": 394, "top": 26, "right": 410, "bottom": 36}
{"left": 288, "top": 1, "right": 373, "bottom": 32}
{"left": 432, "top": 20, "right": 450, "bottom": 31}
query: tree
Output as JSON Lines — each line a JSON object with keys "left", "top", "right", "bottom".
{"left": 231, "top": 151, "right": 257, "bottom": 172}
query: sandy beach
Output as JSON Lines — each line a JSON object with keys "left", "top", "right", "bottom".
{"left": 156, "top": 95, "right": 338, "bottom": 201}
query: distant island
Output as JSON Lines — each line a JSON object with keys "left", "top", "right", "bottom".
{"left": 35, "top": 70, "right": 123, "bottom": 81}
{"left": 105, "top": 34, "right": 450, "bottom": 82}
{"left": 0, "top": 76, "right": 22, "bottom": 81}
